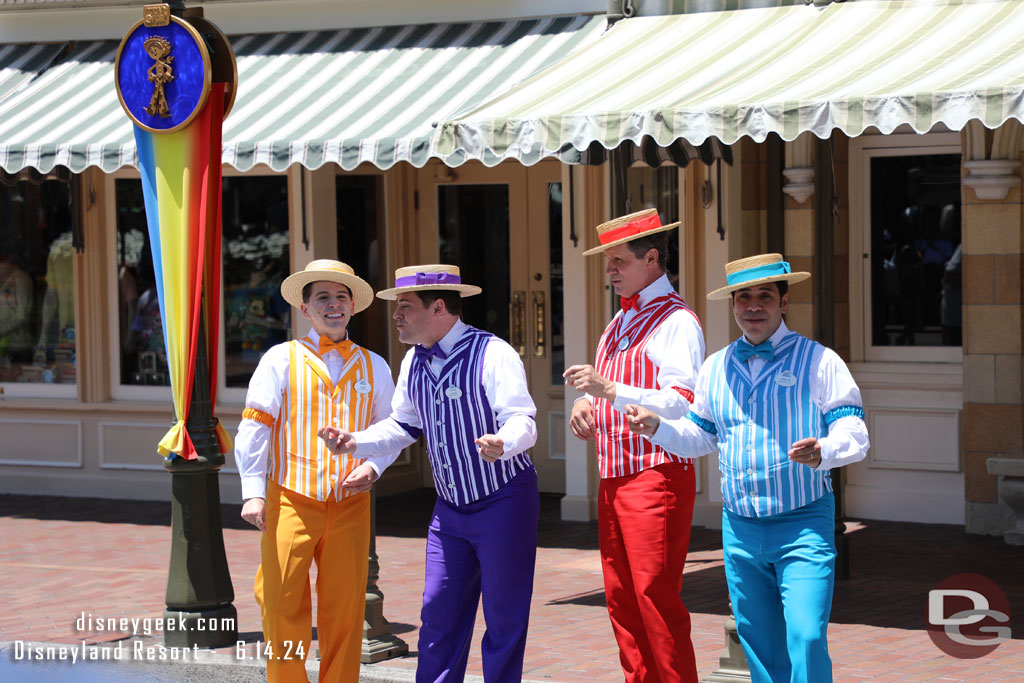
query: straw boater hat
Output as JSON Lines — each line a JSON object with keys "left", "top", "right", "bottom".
{"left": 376, "top": 264, "right": 482, "bottom": 300}
{"left": 280, "top": 259, "right": 375, "bottom": 313}
{"left": 706, "top": 253, "right": 810, "bottom": 301}
{"left": 582, "top": 208, "right": 681, "bottom": 256}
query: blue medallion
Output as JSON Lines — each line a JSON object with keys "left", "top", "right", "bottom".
{"left": 116, "top": 16, "right": 211, "bottom": 133}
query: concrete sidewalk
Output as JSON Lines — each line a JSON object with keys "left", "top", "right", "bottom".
{"left": 1, "top": 490, "right": 1023, "bottom": 682}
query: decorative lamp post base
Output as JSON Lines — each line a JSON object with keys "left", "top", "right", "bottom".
{"left": 702, "top": 614, "right": 751, "bottom": 683}
{"left": 362, "top": 592, "right": 409, "bottom": 663}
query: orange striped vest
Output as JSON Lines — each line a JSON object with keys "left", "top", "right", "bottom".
{"left": 255, "top": 337, "right": 376, "bottom": 502}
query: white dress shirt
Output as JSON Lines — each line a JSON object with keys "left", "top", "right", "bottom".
{"left": 585, "top": 273, "right": 705, "bottom": 419}
{"left": 234, "top": 328, "right": 399, "bottom": 500}
{"left": 651, "top": 320, "right": 870, "bottom": 471}
{"left": 354, "top": 319, "right": 538, "bottom": 460}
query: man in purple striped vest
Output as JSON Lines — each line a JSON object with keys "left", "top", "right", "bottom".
{"left": 319, "top": 264, "right": 539, "bottom": 683}
{"left": 564, "top": 209, "right": 705, "bottom": 683}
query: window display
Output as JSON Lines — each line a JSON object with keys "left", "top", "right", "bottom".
{"left": 0, "top": 174, "right": 77, "bottom": 384}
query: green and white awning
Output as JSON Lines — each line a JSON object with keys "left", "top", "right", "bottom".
{"left": 0, "top": 15, "right": 604, "bottom": 173}
{"left": 436, "top": 0, "right": 1024, "bottom": 163}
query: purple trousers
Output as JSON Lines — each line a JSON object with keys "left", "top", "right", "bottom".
{"left": 416, "top": 466, "right": 539, "bottom": 683}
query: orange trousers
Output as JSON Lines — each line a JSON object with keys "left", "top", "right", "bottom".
{"left": 255, "top": 480, "right": 370, "bottom": 683}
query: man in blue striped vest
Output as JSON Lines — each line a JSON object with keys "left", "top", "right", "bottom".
{"left": 626, "top": 253, "right": 870, "bottom": 683}
{"left": 319, "top": 264, "right": 539, "bottom": 683}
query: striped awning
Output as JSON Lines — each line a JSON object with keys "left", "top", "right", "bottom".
{"left": 435, "top": 0, "right": 1024, "bottom": 163}
{"left": 0, "top": 15, "right": 603, "bottom": 173}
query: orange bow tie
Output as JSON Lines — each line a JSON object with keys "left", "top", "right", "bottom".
{"left": 620, "top": 294, "right": 641, "bottom": 312}
{"left": 319, "top": 336, "right": 353, "bottom": 357}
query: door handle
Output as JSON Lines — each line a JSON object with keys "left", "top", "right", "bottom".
{"left": 532, "top": 291, "right": 545, "bottom": 358}
{"left": 510, "top": 291, "right": 526, "bottom": 356}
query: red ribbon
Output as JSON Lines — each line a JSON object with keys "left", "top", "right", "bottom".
{"left": 598, "top": 213, "right": 662, "bottom": 245}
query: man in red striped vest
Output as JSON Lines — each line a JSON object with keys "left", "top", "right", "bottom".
{"left": 564, "top": 209, "right": 705, "bottom": 683}
{"left": 235, "top": 260, "right": 400, "bottom": 683}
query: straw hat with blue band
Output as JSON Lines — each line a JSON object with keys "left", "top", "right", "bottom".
{"left": 582, "top": 208, "right": 681, "bottom": 256}
{"left": 706, "top": 253, "right": 810, "bottom": 300}
{"left": 376, "top": 264, "right": 482, "bottom": 300}
{"left": 280, "top": 259, "right": 375, "bottom": 312}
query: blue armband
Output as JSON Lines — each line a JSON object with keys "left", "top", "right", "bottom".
{"left": 396, "top": 420, "right": 422, "bottom": 439}
{"left": 686, "top": 412, "right": 717, "bottom": 436}
{"left": 824, "top": 405, "right": 865, "bottom": 427}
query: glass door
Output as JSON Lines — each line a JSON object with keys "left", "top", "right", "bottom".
{"left": 417, "top": 161, "right": 565, "bottom": 492}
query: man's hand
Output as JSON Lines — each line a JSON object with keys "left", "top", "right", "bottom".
{"left": 625, "top": 405, "right": 660, "bottom": 437}
{"left": 474, "top": 434, "right": 505, "bottom": 463}
{"left": 341, "top": 462, "right": 379, "bottom": 494}
{"left": 788, "top": 437, "right": 822, "bottom": 468}
{"left": 318, "top": 425, "right": 357, "bottom": 454}
{"left": 569, "top": 398, "right": 596, "bottom": 441}
{"left": 241, "top": 497, "right": 266, "bottom": 532}
{"left": 563, "top": 364, "right": 616, "bottom": 403}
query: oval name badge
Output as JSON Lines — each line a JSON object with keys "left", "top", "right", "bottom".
{"left": 618, "top": 337, "right": 630, "bottom": 351}
{"left": 354, "top": 379, "right": 372, "bottom": 394}
{"left": 776, "top": 371, "right": 797, "bottom": 387}
{"left": 445, "top": 386, "right": 463, "bottom": 400}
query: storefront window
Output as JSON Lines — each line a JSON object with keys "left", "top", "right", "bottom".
{"left": 222, "top": 176, "right": 290, "bottom": 387}
{"left": 116, "top": 179, "right": 168, "bottom": 386}
{"left": 0, "top": 175, "right": 77, "bottom": 385}
{"left": 869, "top": 154, "right": 961, "bottom": 348}
{"left": 115, "top": 175, "right": 290, "bottom": 389}
{"left": 336, "top": 175, "right": 386, "bottom": 357}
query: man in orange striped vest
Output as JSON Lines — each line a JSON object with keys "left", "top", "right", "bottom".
{"left": 234, "top": 260, "right": 400, "bottom": 683}
{"left": 564, "top": 209, "right": 705, "bottom": 683}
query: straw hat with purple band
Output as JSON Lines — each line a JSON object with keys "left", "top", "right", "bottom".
{"left": 376, "top": 264, "right": 482, "bottom": 300}
{"left": 706, "top": 253, "right": 810, "bottom": 301}
{"left": 280, "top": 259, "right": 375, "bottom": 313}
{"left": 582, "top": 208, "right": 681, "bottom": 256}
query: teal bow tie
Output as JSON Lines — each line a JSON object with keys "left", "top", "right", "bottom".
{"left": 735, "top": 338, "right": 774, "bottom": 363}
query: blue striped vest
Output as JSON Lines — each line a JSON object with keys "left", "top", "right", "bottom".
{"left": 409, "top": 326, "right": 532, "bottom": 506}
{"left": 701, "top": 333, "right": 831, "bottom": 518}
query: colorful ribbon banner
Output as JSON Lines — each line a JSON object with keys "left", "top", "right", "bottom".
{"left": 133, "top": 84, "right": 232, "bottom": 460}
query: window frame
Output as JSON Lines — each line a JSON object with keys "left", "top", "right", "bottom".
{"left": 105, "top": 166, "right": 290, "bottom": 404}
{"left": 0, "top": 174, "right": 80, "bottom": 400}
{"left": 849, "top": 132, "right": 963, "bottom": 364}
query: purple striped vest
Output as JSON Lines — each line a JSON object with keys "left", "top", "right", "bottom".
{"left": 409, "top": 326, "right": 532, "bottom": 506}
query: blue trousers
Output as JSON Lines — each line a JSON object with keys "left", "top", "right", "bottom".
{"left": 416, "top": 467, "right": 539, "bottom": 683}
{"left": 721, "top": 494, "right": 836, "bottom": 683}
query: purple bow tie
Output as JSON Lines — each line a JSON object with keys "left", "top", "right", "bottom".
{"left": 414, "top": 343, "right": 448, "bottom": 363}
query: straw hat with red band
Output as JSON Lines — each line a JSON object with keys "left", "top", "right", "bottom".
{"left": 582, "top": 208, "right": 681, "bottom": 256}
{"left": 376, "top": 264, "right": 482, "bottom": 300}
{"left": 280, "top": 259, "right": 375, "bottom": 312}
{"left": 706, "top": 253, "right": 810, "bottom": 301}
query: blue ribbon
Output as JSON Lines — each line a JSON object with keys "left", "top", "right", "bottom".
{"left": 726, "top": 261, "right": 791, "bottom": 286}
{"left": 396, "top": 272, "right": 461, "bottom": 287}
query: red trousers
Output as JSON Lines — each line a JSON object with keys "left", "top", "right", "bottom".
{"left": 598, "top": 461, "right": 697, "bottom": 683}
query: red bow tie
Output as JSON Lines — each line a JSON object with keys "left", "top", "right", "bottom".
{"left": 620, "top": 294, "right": 641, "bottom": 312}
{"left": 319, "top": 336, "right": 353, "bottom": 357}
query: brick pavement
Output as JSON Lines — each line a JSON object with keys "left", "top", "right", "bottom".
{"left": 1, "top": 490, "right": 1023, "bottom": 682}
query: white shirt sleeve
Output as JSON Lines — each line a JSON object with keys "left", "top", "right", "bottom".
{"left": 234, "top": 343, "right": 290, "bottom": 501}
{"left": 362, "top": 352, "right": 404, "bottom": 477}
{"left": 647, "top": 359, "right": 719, "bottom": 458}
{"left": 354, "top": 349, "right": 420, "bottom": 458}
{"left": 812, "top": 346, "right": 871, "bottom": 471}
{"left": 481, "top": 337, "right": 538, "bottom": 460}
{"left": 612, "top": 308, "right": 705, "bottom": 419}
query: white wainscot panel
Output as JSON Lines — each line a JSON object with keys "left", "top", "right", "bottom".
{"left": 866, "top": 408, "right": 960, "bottom": 471}
{"left": 0, "top": 419, "right": 82, "bottom": 467}
{"left": 99, "top": 422, "right": 174, "bottom": 471}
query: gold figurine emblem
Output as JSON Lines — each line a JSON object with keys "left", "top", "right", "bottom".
{"left": 143, "top": 36, "right": 174, "bottom": 118}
